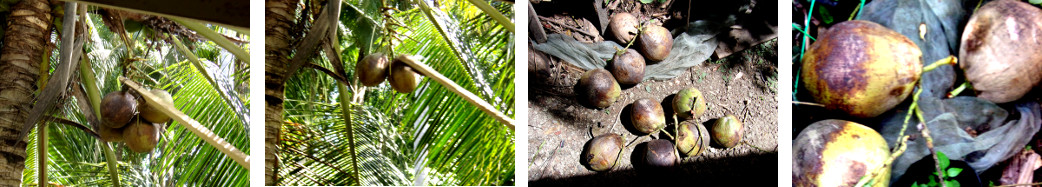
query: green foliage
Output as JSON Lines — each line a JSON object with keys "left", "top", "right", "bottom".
{"left": 912, "top": 151, "right": 963, "bottom": 187}
{"left": 278, "top": 0, "right": 514, "bottom": 186}
{"left": 22, "top": 10, "right": 250, "bottom": 186}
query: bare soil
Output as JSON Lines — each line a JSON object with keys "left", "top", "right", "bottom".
{"left": 527, "top": 0, "right": 779, "bottom": 181}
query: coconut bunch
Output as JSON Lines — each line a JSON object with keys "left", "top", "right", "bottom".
{"left": 99, "top": 89, "right": 173, "bottom": 153}
{"left": 574, "top": 12, "right": 676, "bottom": 110}
{"left": 355, "top": 53, "right": 425, "bottom": 93}
{"left": 580, "top": 86, "right": 748, "bottom": 171}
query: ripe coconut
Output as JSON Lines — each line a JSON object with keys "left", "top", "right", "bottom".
{"left": 672, "top": 87, "right": 707, "bottom": 120}
{"left": 608, "top": 12, "right": 639, "bottom": 44}
{"left": 389, "top": 55, "right": 423, "bottom": 93}
{"left": 101, "top": 91, "right": 137, "bottom": 128}
{"left": 644, "top": 139, "right": 676, "bottom": 168}
{"left": 675, "top": 120, "right": 709, "bottom": 157}
{"left": 793, "top": 119, "right": 890, "bottom": 187}
{"left": 638, "top": 25, "right": 673, "bottom": 62}
{"left": 357, "top": 53, "right": 390, "bottom": 87}
{"left": 582, "top": 133, "right": 624, "bottom": 172}
{"left": 123, "top": 120, "right": 160, "bottom": 153}
{"left": 710, "top": 114, "right": 744, "bottom": 148}
{"left": 630, "top": 98, "right": 665, "bottom": 134}
{"left": 97, "top": 126, "right": 124, "bottom": 142}
{"left": 140, "top": 89, "right": 174, "bottom": 123}
{"left": 609, "top": 48, "right": 645, "bottom": 85}
{"left": 577, "top": 69, "right": 621, "bottom": 108}
{"left": 959, "top": 0, "right": 1042, "bottom": 103}
{"left": 801, "top": 20, "right": 922, "bottom": 118}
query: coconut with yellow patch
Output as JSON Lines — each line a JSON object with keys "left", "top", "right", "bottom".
{"left": 793, "top": 119, "right": 890, "bottom": 187}
{"left": 801, "top": 20, "right": 922, "bottom": 118}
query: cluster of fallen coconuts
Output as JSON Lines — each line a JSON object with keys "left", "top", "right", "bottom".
{"left": 576, "top": 13, "right": 674, "bottom": 109}
{"left": 98, "top": 89, "right": 173, "bottom": 153}
{"left": 356, "top": 53, "right": 425, "bottom": 93}
{"left": 577, "top": 12, "right": 745, "bottom": 172}
{"left": 581, "top": 87, "right": 746, "bottom": 171}
{"left": 794, "top": 1, "right": 1042, "bottom": 186}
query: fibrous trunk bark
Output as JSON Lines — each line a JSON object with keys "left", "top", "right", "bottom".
{"left": 265, "top": 0, "right": 296, "bottom": 185}
{"left": 0, "top": 0, "right": 51, "bottom": 185}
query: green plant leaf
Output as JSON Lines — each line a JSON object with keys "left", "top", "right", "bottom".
{"left": 946, "top": 167, "right": 963, "bottom": 177}
{"left": 946, "top": 180, "right": 960, "bottom": 187}
{"left": 937, "top": 151, "right": 950, "bottom": 170}
{"left": 639, "top": 0, "right": 652, "bottom": 3}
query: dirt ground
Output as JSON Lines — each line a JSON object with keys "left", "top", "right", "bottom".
{"left": 528, "top": 36, "right": 778, "bottom": 187}
{"left": 527, "top": 1, "right": 779, "bottom": 185}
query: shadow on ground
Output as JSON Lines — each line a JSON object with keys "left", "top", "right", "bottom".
{"left": 530, "top": 151, "right": 778, "bottom": 186}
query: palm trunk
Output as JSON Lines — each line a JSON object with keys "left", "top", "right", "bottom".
{"left": 0, "top": 0, "right": 51, "bottom": 185}
{"left": 265, "top": 0, "right": 297, "bottom": 185}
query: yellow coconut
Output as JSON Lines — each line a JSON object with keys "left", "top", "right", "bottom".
{"left": 801, "top": 20, "right": 922, "bottom": 118}
{"left": 793, "top": 119, "right": 890, "bottom": 187}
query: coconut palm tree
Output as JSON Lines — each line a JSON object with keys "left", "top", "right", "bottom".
{"left": 266, "top": 0, "right": 515, "bottom": 185}
{"left": 0, "top": 1, "right": 250, "bottom": 186}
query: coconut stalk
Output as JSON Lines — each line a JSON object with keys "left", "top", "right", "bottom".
{"left": 396, "top": 57, "right": 516, "bottom": 130}
{"left": 119, "top": 77, "right": 250, "bottom": 168}
{"left": 464, "top": 0, "right": 513, "bottom": 32}
{"left": 36, "top": 122, "right": 45, "bottom": 187}
{"left": 171, "top": 17, "right": 249, "bottom": 63}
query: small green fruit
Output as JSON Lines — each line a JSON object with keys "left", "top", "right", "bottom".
{"left": 710, "top": 114, "right": 743, "bottom": 148}
{"left": 672, "top": 87, "right": 707, "bottom": 120}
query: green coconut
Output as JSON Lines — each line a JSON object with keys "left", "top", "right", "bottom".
{"left": 676, "top": 120, "right": 710, "bottom": 157}
{"left": 123, "top": 120, "right": 160, "bottom": 153}
{"left": 710, "top": 114, "right": 744, "bottom": 148}
{"left": 140, "top": 89, "right": 174, "bottom": 123}
{"left": 672, "top": 87, "right": 707, "bottom": 120}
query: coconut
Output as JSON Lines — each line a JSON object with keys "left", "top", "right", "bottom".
{"left": 630, "top": 98, "right": 665, "bottom": 134}
{"left": 97, "top": 126, "right": 124, "bottom": 142}
{"left": 577, "top": 69, "right": 621, "bottom": 108}
{"left": 802, "top": 20, "right": 922, "bottom": 118}
{"left": 609, "top": 12, "right": 639, "bottom": 44}
{"left": 389, "top": 55, "right": 423, "bottom": 93}
{"left": 357, "top": 53, "right": 390, "bottom": 87}
{"left": 793, "top": 119, "right": 890, "bottom": 187}
{"left": 959, "top": 0, "right": 1042, "bottom": 103}
{"left": 644, "top": 139, "right": 676, "bottom": 168}
{"left": 610, "top": 48, "right": 645, "bottom": 85}
{"left": 638, "top": 25, "right": 673, "bottom": 62}
{"left": 101, "top": 91, "right": 137, "bottom": 128}
{"left": 140, "top": 89, "right": 174, "bottom": 123}
{"left": 123, "top": 120, "right": 160, "bottom": 153}
{"left": 582, "top": 133, "right": 624, "bottom": 172}
{"left": 672, "top": 87, "right": 707, "bottom": 120}
{"left": 675, "top": 120, "right": 710, "bottom": 157}
{"left": 710, "top": 114, "right": 744, "bottom": 148}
